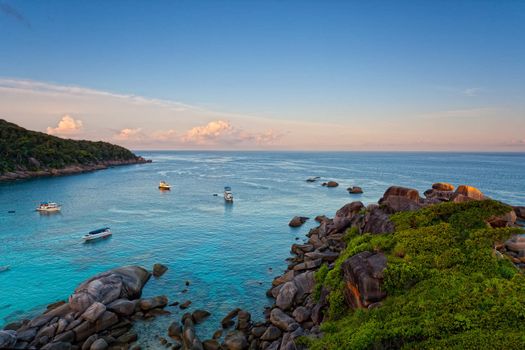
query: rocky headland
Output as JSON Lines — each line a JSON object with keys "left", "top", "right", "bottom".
{"left": 0, "top": 119, "right": 151, "bottom": 182}
{"left": 2, "top": 182, "right": 524, "bottom": 349}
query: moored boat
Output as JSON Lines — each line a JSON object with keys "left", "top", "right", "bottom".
{"left": 36, "top": 202, "right": 61, "bottom": 212}
{"left": 159, "top": 181, "right": 171, "bottom": 190}
{"left": 83, "top": 227, "right": 112, "bottom": 241}
{"left": 0, "top": 265, "right": 10, "bottom": 273}
{"left": 224, "top": 186, "right": 234, "bottom": 202}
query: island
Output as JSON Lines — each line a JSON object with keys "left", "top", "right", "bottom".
{"left": 0, "top": 119, "right": 150, "bottom": 181}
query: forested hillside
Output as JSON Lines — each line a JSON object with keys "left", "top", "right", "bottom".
{"left": 0, "top": 119, "right": 144, "bottom": 174}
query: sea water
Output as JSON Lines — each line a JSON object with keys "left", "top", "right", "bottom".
{"left": 0, "top": 151, "right": 524, "bottom": 346}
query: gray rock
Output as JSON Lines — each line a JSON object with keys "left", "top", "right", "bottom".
{"left": 0, "top": 330, "right": 17, "bottom": 349}
{"left": 293, "top": 271, "right": 315, "bottom": 303}
{"left": 73, "top": 321, "right": 97, "bottom": 342}
{"left": 41, "top": 342, "right": 72, "bottom": 350}
{"left": 95, "top": 311, "right": 118, "bottom": 332}
{"left": 269, "top": 309, "right": 298, "bottom": 332}
{"left": 203, "top": 339, "right": 221, "bottom": 350}
{"left": 276, "top": 282, "right": 297, "bottom": 310}
{"left": 292, "top": 307, "right": 311, "bottom": 323}
{"left": 289, "top": 216, "right": 309, "bottom": 228}
{"left": 192, "top": 310, "right": 211, "bottom": 324}
{"left": 90, "top": 338, "right": 108, "bottom": 350}
{"left": 16, "top": 327, "right": 37, "bottom": 342}
{"left": 223, "top": 330, "right": 248, "bottom": 350}
{"left": 70, "top": 266, "right": 150, "bottom": 313}
{"left": 81, "top": 334, "right": 98, "bottom": 350}
{"left": 139, "top": 295, "right": 168, "bottom": 311}
{"left": 342, "top": 251, "right": 387, "bottom": 309}
{"left": 168, "top": 321, "right": 182, "bottom": 340}
{"left": 221, "top": 308, "right": 241, "bottom": 329}
{"left": 251, "top": 326, "right": 266, "bottom": 338}
{"left": 236, "top": 310, "right": 251, "bottom": 331}
{"left": 106, "top": 299, "right": 136, "bottom": 316}
{"left": 81, "top": 302, "right": 106, "bottom": 323}
{"left": 292, "top": 258, "right": 322, "bottom": 271}
{"left": 260, "top": 325, "right": 281, "bottom": 341}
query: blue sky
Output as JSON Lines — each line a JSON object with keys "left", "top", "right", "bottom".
{"left": 0, "top": 0, "right": 524, "bottom": 150}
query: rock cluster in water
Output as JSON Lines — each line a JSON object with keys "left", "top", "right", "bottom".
{"left": 0, "top": 266, "right": 173, "bottom": 350}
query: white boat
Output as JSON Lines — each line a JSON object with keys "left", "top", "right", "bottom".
{"left": 83, "top": 227, "right": 112, "bottom": 241}
{"left": 224, "top": 186, "right": 234, "bottom": 202}
{"left": 0, "top": 266, "right": 10, "bottom": 273}
{"left": 159, "top": 181, "right": 171, "bottom": 190}
{"left": 36, "top": 202, "right": 61, "bottom": 212}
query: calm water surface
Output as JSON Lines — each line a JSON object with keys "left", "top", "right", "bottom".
{"left": 0, "top": 152, "right": 524, "bottom": 346}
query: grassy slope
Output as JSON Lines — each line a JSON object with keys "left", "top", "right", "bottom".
{"left": 0, "top": 119, "right": 139, "bottom": 174}
{"left": 307, "top": 200, "right": 525, "bottom": 349}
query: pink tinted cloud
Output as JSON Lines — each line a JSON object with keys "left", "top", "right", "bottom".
{"left": 114, "top": 128, "right": 144, "bottom": 140}
{"left": 182, "top": 120, "right": 233, "bottom": 144}
{"left": 46, "top": 115, "right": 83, "bottom": 135}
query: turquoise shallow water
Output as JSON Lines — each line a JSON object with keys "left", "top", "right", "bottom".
{"left": 0, "top": 151, "right": 524, "bottom": 346}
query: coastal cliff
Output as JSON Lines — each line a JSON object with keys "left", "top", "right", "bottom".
{"left": 0, "top": 119, "right": 150, "bottom": 181}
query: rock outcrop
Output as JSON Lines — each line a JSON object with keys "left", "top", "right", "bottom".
{"left": 0, "top": 266, "right": 173, "bottom": 349}
{"left": 288, "top": 216, "right": 309, "bottom": 228}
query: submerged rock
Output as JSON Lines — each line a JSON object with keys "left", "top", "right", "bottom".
{"left": 347, "top": 186, "right": 363, "bottom": 194}
{"left": 152, "top": 263, "right": 168, "bottom": 277}
{"left": 289, "top": 216, "right": 309, "bottom": 228}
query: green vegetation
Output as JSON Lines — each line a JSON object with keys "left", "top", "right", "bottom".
{"left": 0, "top": 119, "right": 140, "bottom": 174}
{"left": 308, "top": 200, "right": 525, "bottom": 349}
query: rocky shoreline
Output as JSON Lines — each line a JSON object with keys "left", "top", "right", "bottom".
{"left": 1, "top": 182, "right": 524, "bottom": 350}
{"left": 0, "top": 158, "right": 151, "bottom": 182}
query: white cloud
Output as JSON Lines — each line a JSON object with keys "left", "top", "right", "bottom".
{"left": 182, "top": 120, "right": 234, "bottom": 144}
{"left": 46, "top": 115, "right": 83, "bottom": 135}
{"left": 462, "top": 87, "right": 482, "bottom": 97}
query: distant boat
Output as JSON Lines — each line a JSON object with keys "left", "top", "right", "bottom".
{"left": 224, "top": 186, "right": 234, "bottom": 202}
{"left": 159, "top": 181, "right": 171, "bottom": 190}
{"left": 36, "top": 202, "right": 61, "bottom": 212}
{"left": 83, "top": 227, "right": 112, "bottom": 242}
{"left": 0, "top": 266, "right": 10, "bottom": 273}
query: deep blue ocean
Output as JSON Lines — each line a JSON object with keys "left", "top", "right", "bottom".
{"left": 1, "top": 152, "right": 524, "bottom": 346}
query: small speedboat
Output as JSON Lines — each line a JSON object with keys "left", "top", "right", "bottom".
{"left": 36, "top": 202, "right": 61, "bottom": 212}
{"left": 83, "top": 227, "right": 112, "bottom": 241}
{"left": 224, "top": 186, "right": 234, "bottom": 202}
{"left": 159, "top": 181, "right": 171, "bottom": 190}
{"left": 0, "top": 266, "right": 10, "bottom": 273}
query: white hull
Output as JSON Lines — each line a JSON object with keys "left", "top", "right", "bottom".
{"left": 36, "top": 207, "right": 61, "bottom": 212}
{"left": 83, "top": 231, "right": 112, "bottom": 241}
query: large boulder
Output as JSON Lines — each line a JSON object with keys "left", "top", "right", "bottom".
{"left": 69, "top": 266, "right": 150, "bottom": 313}
{"left": 432, "top": 182, "right": 454, "bottom": 191}
{"left": 423, "top": 189, "right": 455, "bottom": 202}
{"left": 512, "top": 206, "right": 525, "bottom": 220}
{"left": 106, "top": 299, "right": 136, "bottom": 316}
{"left": 276, "top": 282, "right": 298, "bottom": 310}
{"left": 222, "top": 330, "right": 248, "bottom": 350}
{"left": 379, "top": 186, "right": 422, "bottom": 213}
{"left": 81, "top": 302, "right": 106, "bottom": 322}
{"left": 342, "top": 251, "right": 387, "bottom": 309}
{"left": 332, "top": 201, "right": 364, "bottom": 232}
{"left": 360, "top": 205, "right": 395, "bottom": 234}
{"left": 292, "top": 271, "right": 315, "bottom": 303}
{"left": 270, "top": 308, "right": 298, "bottom": 332}
{"left": 0, "top": 330, "right": 17, "bottom": 349}
{"left": 453, "top": 185, "right": 484, "bottom": 202}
